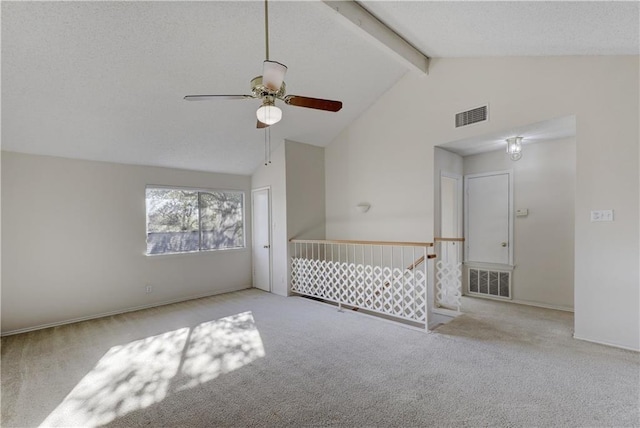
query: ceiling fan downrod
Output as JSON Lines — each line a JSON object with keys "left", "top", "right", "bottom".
{"left": 263, "top": 0, "right": 272, "bottom": 166}
{"left": 264, "top": 0, "right": 270, "bottom": 61}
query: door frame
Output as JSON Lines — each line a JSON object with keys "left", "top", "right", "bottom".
{"left": 439, "top": 171, "right": 464, "bottom": 239}
{"left": 463, "top": 170, "right": 514, "bottom": 267}
{"left": 251, "top": 186, "right": 272, "bottom": 292}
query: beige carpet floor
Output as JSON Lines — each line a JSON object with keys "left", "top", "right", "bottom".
{"left": 2, "top": 289, "right": 639, "bottom": 427}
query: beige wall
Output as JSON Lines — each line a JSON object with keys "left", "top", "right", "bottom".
{"left": 285, "top": 140, "right": 326, "bottom": 241}
{"left": 251, "top": 140, "right": 326, "bottom": 296}
{"left": 325, "top": 56, "right": 639, "bottom": 350}
{"left": 1, "top": 152, "right": 252, "bottom": 333}
{"left": 463, "top": 138, "right": 576, "bottom": 310}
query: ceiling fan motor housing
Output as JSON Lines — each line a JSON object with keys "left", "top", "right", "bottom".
{"left": 251, "top": 76, "right": 286, "bottom": 99}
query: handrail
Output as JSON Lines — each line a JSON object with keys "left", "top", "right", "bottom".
{"left": 289, "top": 238, "right": 433, "bottom": 247}
{"left": 407, "top": 255, "right": 427, "bottom": 271}
{"left": 380, "top": 253, "right": 436, "bottom": 288}
{"left": 381, "top": 254, "right": 432, "bottom": 290}
{"left": 434, "top": 237, "right": 465, "bottom": 242}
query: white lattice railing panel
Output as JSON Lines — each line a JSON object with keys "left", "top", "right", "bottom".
{"left": 435, "top": 260, "right": 462, "bottom": 311}
{"left": 434, "top": 240, "right": 463, "bottom": 312}
{"left": 292, "top": 258, "right": 428, "bottom": 322}
{"left": 290, "top": 240, "right": 433, "bottom": 326}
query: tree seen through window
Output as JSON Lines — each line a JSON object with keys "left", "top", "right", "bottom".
{"left": 146, "top": 188, "right": 244, "bottom": 255}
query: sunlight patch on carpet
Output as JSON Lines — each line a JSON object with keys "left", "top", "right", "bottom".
{"left": 177, "top": 311, "right": 266, "bottom": 391}
{"left": 39, "top": 312, "right": 265, "bottom": 427}
{"left": 40, "top": 328, "right": 189, "bottom": 427}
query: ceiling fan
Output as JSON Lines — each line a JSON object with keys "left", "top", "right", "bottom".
{"left": 184, "top": 0, "right": 343, "bottom": 128}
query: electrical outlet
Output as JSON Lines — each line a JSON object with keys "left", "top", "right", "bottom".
{"left": 591, "top": 210, "right": 614, "bottom": 222}
{"left": 145, "top": 285, "right": 153, "bottom": 293}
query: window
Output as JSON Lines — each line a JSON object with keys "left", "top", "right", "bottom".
{"left": 145, "top": 187, "right": 244, "bottom": 255}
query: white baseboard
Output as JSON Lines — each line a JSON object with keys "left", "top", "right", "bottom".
{"left": 573, "top": 334, "right": 640, "bottom": 352}
{"left": 464, "top": 293, "right": 573, "bottom": 313}
{"left": 510, "top": 299, "right": 574, "bottom": 313}
{"left": 432, "top": 307, "right": 462, "bottom": 318}
{"left": 1, "top": 285, "right": 252, "bottom": 337}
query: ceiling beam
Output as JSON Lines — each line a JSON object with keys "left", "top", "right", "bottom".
{"left": 322, "top": 0, "right": 430, "bottom": 74}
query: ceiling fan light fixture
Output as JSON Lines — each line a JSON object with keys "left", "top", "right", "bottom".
{"left": 256, "top": 104, "right": 282, "bottom": 125}
{"left": 262, "top": 60, "right": 288, "bottom": 91}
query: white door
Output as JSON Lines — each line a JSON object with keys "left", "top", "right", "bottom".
{"left": 252, "top": 188, "right": 271, "bottom": 291}
{"left": 465, "top": 171, "right": 512, "bottom": 266}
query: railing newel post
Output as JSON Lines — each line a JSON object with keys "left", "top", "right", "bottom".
{"left": 401, "top": 245, "right": 405, "bottom": 318}
{"left": 424, "top": 245, "right": 428, "bottom": 332}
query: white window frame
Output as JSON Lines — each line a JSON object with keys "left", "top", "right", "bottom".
{"left": 145, "top": 185, "right": 246, "bottom": 256}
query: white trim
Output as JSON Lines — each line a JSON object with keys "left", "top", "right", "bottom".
{"left": 510, "top": 299, "right": 574, "bottom": 313}
{"left": 464, "top": 292, "right": 574, "bottom": 313}
{"left": 467, "top": 291, "right": 512, "bottom": 301}
{"left": 145, "top": 186, "right": 247, "bottom": 255}
{"left": 573, "top": 334, "right": 640, "bottom": 352}
{"left": 0, "top": 286, "right": 250, "bottom": 337}
{"left": 144, "top": 247, "right": 249, "bottom": 258}
{"left": 464, "top": 261, "right": 515, "bottom": 271}
{"left": 432, "top": 307, "right": 462, "bottom": 318}
{"left": 146, "top": 184, "right": 245, "bottom": 194}
{"left": 464, "top": 169, "right": 514, "bottom": 266}
{"left": 251, "top": 186, "right": 272, "bottom": 292}
{"left": 439, "top": 171, "right": 463, "bottom": 239}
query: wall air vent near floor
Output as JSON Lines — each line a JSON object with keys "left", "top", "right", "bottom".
{"left": 468, "top": 268, "right": 511, "bottom": 299}
{"left": 455, "top": 105, "right": 488, "bottom": 128}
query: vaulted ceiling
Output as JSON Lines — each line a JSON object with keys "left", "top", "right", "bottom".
{"left": 2, "top": 1, "right": 638, "bottom": 174}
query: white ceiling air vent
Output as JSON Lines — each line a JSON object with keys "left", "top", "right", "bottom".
{"left": 455, "top": 105, "right": 488, "bottom": 128}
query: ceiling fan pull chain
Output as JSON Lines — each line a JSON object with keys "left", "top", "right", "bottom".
{"left": 264, "top": 128, "right": 268, "bottom": 166}
{"left": 264, "top": 0, "right": 270, "bottom": 61}
{"left": 268, "top": 126, "right": 272, "bottom": 164}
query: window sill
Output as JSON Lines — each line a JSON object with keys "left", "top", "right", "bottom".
{"left": 144, "top": 247, "right": 248, "bottom": 259}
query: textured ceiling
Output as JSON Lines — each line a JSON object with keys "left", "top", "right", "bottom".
{"left": 362, "top": 1, "right": 640, "bottom": 57}
{"left": 2, "top": 1, "right": 638, "bottom": 175}
{"left": 1, "top": 1, "right": 407, "bottom": 174}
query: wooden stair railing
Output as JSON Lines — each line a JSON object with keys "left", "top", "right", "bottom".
{"left": 375, "top": 254, "right": 435, "bottom": 296}
{"left": 433, "top": 237, "right": 465, "bottom": 243}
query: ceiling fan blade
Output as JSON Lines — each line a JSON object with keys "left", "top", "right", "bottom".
{"left": 257, "top": 120, "right": 270, "bottom": 129}
{"left": 262, "top": 60, "right": 288, "bottom": 91}
{"left": 284, "top": 95, "right": 342, "bottom": 112}
{"left": 183, "top": 95, "right": 253, "bottom": 101}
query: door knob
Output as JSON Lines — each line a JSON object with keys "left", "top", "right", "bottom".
{"left": 263, "top": 245, "right": 270, "bottom": 249}
{"left": 501, "top": 242, "right": 508, "bottom": 247}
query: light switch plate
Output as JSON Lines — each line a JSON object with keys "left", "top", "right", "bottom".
{"left": 591, "top": 210, "right": 614, "bottom": 222}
